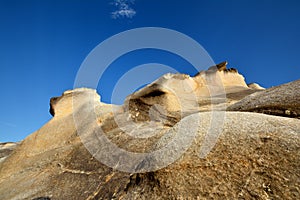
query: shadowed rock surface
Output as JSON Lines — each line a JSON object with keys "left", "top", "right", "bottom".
{"left": 0, "top": 63, "right": 299, "bottom": 199}
{"left": 228, "top": 80, "right": 300, "bottom": 118}
{"left": 0, "top": 142, "right": 19, "bottom": 163}
{"left": 125, "top": 61, "right": 260, "bottom": 125}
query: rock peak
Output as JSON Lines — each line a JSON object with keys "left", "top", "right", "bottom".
{"left": 216, "top": 61, "right": 228, "bottom": 71}
{"left": 216, "top": 61, "right": 238, "bottom": 73}
{"left": 198, "top": 61, "right": 238, "bottom": 75}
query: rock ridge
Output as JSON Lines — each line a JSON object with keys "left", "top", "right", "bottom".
{"left": 0, "top": 62, "right": 299, "bottom": 199}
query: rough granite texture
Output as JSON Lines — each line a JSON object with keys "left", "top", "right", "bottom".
{"left": 228, "top": 80, "right": 300, "bottom": 118}
{"left": 0, "top": 110, "right": 299, "bottom": 199}
{"left": 0, "top": 63, "right": 299, "bottom": 200}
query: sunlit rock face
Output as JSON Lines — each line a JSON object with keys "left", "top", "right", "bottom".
{"left": 0, "top": 62, "right": 299, "bottom": 200}
{"left": 248, "top": 82, "right": 265, "bottom": 90}
{"left": 125, "top": 61, "right": 260, "bottom": 125}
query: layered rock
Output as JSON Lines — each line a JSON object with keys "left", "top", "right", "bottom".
{"left": 0, "top": 105, "right": 299, "bottom": 199}
{"left": 228, "top": 80, "right": 300, "bottom": 118}
{"left": 125, "top": 61, "right": 260, "bottom": 125}
{"left": 0, "top": 63, "right": 299, "bottom": 200}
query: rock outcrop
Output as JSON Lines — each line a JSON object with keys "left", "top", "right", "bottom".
{"left": 0, "top": 62, "right": 299, "bottom": 200}
{"left": 125, "top": 61, "right": 260, "bottom": 125}
{"left": 228, "top": 80, "right": 300, "bottom": 118}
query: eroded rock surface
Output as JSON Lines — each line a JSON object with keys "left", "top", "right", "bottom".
{"left": 0, "top": 63, "right": 299, "bottom": 200}
{"left": 125, "top": 61, "right": 260, "bottom": 125}
{"left": 248, "top": 83, "right": 265, "bottom": 90}
{"left": 0, "top": 108, "right": 299, "bottom": 199}
{"left": 0, "top": 142, "right": 18, "bottom": 163}
{"left": 228, "top": 79, "right": 300, "bottom": 118}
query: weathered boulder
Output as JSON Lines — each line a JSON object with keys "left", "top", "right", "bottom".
{"left": 228, "top": 80, "right": 300, "bottom": 118}
{"left": 0, "top": 106, "right": 299, "bottom": 199}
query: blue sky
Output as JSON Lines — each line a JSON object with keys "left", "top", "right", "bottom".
{"left": 0, "top": 0, "right": 299, "bottom": 142}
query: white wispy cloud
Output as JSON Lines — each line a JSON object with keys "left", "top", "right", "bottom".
{"left": 111, "top": 0, "right": 136, "bottom": 19}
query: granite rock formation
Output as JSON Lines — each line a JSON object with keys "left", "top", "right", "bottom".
{"left": 0, "top": 62, "right": 299, "bottom": 200}
{"left": 125, "top": 61, "right": 260, "bottom": 125}
{"left": 228, "top": 80, "right": 300, "bottom": 118}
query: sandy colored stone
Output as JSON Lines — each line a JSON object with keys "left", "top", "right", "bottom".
{"left": 125, "top": 62, "right": 260, "bottom": 124}
{"left": 0, "top": 109, "right": 299, "bottom": 199}
{"left": 0, "top": 64, "right": 299, "bottom": 199}
{"left": 0, "top": 142, "right": 19, "bottom": 163}
{"left": 248, "top": 83, "right": 265, "bottom": 90}
{"left": 228, "top": 80, "right": 300, "bottom": 118}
